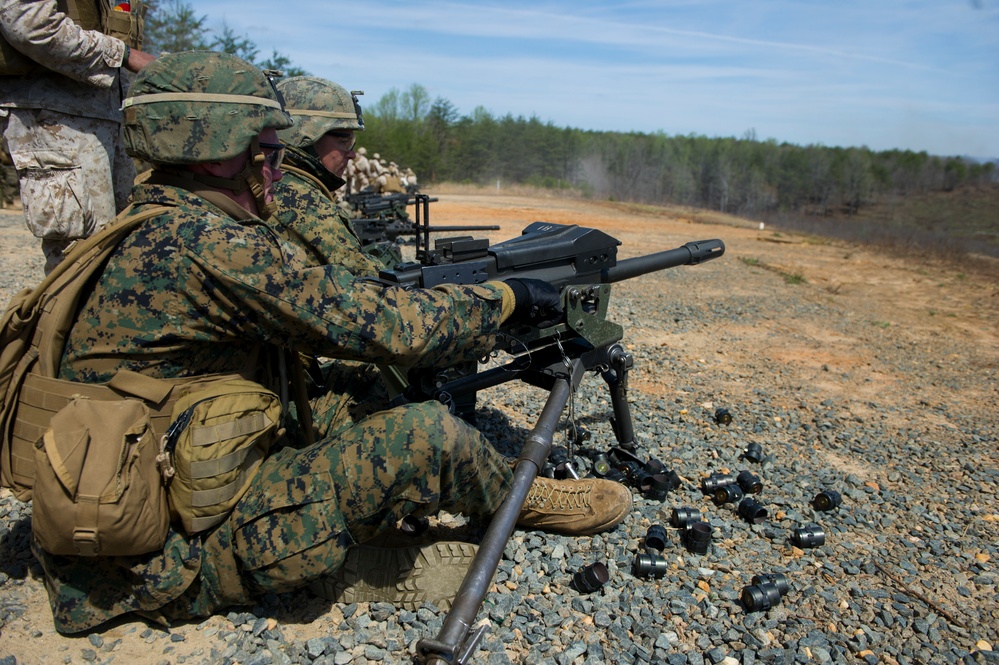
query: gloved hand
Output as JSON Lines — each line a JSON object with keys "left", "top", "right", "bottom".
{"left": 505, "top": 278, "right": 563, "bottom": 327}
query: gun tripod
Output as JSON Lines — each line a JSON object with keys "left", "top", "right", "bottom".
{"left": 415, "top": 334, "right": 637, "bottom": 664}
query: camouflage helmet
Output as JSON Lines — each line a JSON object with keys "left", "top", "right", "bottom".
{"left": 122, "top": 51, "right": 293, "bottom": 165}
{"left": 275, "top": 76, "right": 364, "bottom": 148}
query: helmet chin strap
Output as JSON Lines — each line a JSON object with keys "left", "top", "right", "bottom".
{"left": 301, "top": 144, "right": 347, "bottom": 192}
{"left": 244, "top": 136, "right": 277, "bottom": 219}
{"left": 185, "top": 136, "right": 275, "bottom": 218}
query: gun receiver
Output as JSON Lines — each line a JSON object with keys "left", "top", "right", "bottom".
{"left": 407, "top": 222, "right": 724, "bottom": 664}
{"left": 381, "top": 221, "right": 723, "bottom": 288}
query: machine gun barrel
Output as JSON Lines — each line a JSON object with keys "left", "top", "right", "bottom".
{"left": 601, "top": 239, "right": 725, "bottom": 283}
{"left": 407, "top": 224, "right": 500, "bottom": 234}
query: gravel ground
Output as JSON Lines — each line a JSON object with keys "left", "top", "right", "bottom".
{"left": 0, "top": 198, "right": 997, "bottom": 665}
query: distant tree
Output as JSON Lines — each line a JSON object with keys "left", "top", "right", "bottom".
{"left": 143, "top": 0, "right": 209, "bottom": 55}
{"left": 210, "top": 20, "right": 259, "bottom": 64}
{"left": 400, "top": 84, "right": 432, "bottom": 123}
{"left": 370, "top": 88, "right": 402, "bottom": 122}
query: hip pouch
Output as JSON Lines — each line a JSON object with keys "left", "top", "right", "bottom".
{"left": 32, "top": 397, "right": 168, "bottom": 557}
{"left": 159, "top": 379, "right": 283, "bottom": 535}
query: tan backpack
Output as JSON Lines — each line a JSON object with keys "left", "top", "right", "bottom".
{"left": 0, "top": 204, "right": 169, "bottom": 500}
{"left": 157, "top": 378, "right": 283, "bottom": 534}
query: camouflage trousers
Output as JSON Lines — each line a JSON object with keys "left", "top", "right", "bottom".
{"left": 161, "top": 399, "right": 514, "bottom": 616}
{"left": 0, "top": 107, "right": 134, "bottom": 273}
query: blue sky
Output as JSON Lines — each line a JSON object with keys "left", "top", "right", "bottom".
{"left": 193, "top": 1, "right": 999, "bottom": 159}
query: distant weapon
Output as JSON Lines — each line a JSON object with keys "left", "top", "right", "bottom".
{"left": 380, "top": 220, "right": 724, "bottom": 664}
{"left": 346, "top": 192, "right": 499, "bottom": 248}
{"left": 345, "top": 190, "right": 412, "bottom": 219}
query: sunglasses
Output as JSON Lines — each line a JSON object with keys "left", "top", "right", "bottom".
{"left": 327, "top": 132, "right": 357, "bottom": 152}
{"left": 258, "top": 141, "right": 286, "bottom": 170}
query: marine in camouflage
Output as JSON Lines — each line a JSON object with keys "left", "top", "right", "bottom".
{"left": 270, "top": 75, "right": 389, "bottom": 273}
{"left": 29, "top": 50, "right": 522, "bottom": 633}
{"left": 39, "top": 173, "right": 517, "bottom": 632}
{"left": 0, "top": 0, "right": 137, "bottom": 271}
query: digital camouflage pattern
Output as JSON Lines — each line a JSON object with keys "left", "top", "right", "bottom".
{"left": 276, "top": 76, "right": 364, "bottom": 148}
{"left": 60, "top": 181, "right": 506, "bottom": 382}
{"left": 36, "top": 177, "right": 516, "bottom": 632}
{"left": 271, "top": 146, "right": 389, "bottom": 275}
{"left": 122, "top": 51, "right": 293, "bottom": 165}
{"left": 35, "top": 399, "right": 512, "bottom": 631}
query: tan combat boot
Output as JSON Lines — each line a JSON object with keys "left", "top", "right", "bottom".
{"left": 517, "top": 476, "right": 632, "bottom": 535}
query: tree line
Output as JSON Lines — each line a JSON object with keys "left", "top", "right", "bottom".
{"left": 142, "top": 4, "right": 996, "bottom": 219}
{"left": 362, "top": 85, "right": 996, "bottom": 218}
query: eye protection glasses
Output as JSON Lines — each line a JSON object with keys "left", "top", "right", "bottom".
{"left": 258, "top": 141, "right": 286, "bottom": 170}
{"left": 327, "top": 132, "right": 357, "bottom": 152}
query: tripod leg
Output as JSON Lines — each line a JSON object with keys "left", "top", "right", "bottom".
{"left": 601, "top": 344, "right": 636, "bottom": 450}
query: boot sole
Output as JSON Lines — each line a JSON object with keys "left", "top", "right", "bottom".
{"left": 310, "top": 541, "right": 478, "bottom": 610}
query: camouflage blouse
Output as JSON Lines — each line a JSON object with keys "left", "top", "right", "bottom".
{"left": 270, "top": 162, "right": 386, "bottom": 275}
{"left": 40, "top": 180, "right": 508, "bottom": 632}
{"left": 60, "top": 181, "right": 506, "bottom": 383}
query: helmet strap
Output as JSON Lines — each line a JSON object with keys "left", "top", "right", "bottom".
{"left": 300, "top": 144, "right": 347, "bottom": 192}
{"left": 243, "top": 136, "right": 277, "bottom": 219}
{"left": 177, "top": 137, "right": 275, "bottom": 218}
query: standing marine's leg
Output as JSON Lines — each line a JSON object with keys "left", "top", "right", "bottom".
{"left": 1, "top": 108, "right": 134, "bottom": 273}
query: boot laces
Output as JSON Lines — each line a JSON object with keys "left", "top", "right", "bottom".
{"left": 526, "top": 481, "right": 592, "bottom": 510}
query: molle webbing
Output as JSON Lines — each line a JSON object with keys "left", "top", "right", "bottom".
{"left": 7, "top": 370, "right": 250, "bottom": 495}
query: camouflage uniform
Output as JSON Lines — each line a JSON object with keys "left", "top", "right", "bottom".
{"left": 0, "top": 138, "right": 17, "bottom": 206}
{"left": 271, "top": 145, "right": 386, "bottom": 275}
{"left": 0, "top": 0, "right": 135, "bottom": 273}
{"left": 34, "top": 176, "right": 516, "bottom": 633}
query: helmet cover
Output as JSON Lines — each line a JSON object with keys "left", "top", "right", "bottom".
{"left": 276, "top": 76, "right": 364, "bottom": 148}
{"left": 123, "top": 51, "right": 293, "bottom": 164}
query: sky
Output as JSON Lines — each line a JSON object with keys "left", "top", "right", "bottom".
{"left": 192, "top": 0, "right": 999, "bottom": 159}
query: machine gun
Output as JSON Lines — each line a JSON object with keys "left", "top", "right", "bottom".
{"left": 376, "top": 221, "right": 724, "bottom": 664}
{"left": 345, "top": 190, "right": 412, "bottom": 219}
{"left": 348, "top": 193, "right": 500, "bottom": 248}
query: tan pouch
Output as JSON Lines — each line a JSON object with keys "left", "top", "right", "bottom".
{"left": 159, "top": 379, "right": 282, "bottom": 535}
{"left": 102, "top": 0, "right": 145, "bottom": 50}
{"left": 32, "top": 397, "right": 169, "bottom": 556}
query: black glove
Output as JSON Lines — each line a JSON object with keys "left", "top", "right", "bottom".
{"left": 505, "top": 278, "right": 563, "bottom": 327}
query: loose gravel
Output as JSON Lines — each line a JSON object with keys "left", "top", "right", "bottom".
{"left": 0, "top": 204, "right": 996, "bottom": 665}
